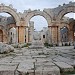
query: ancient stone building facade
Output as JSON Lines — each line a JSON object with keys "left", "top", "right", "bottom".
{"left": 0, "top": 2, "right": 75, "bottom": 45}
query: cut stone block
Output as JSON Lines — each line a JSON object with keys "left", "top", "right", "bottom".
{"left": 17, "top": 62, "right": 34, "bottom": 75}
{"left": 53, "top": 56, "right": 75, "bottom": 66}
{"left": 54, "top": 62, "right": 74, "bottom": 72}
{"left": 35, "top": 66, "right": 60, "bottom": 75}
{"left": 0, "top": 63, "right": 18, "bottom": 75}
{"left": 17, "top": 62, "right": 60, "bottom": 75}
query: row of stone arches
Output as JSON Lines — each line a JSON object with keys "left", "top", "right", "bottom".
{"left": 0, "top": 3, "right": 75, "bottom": 26}
{"left": 0, "top": 2, "right": 75, "bottom": 44}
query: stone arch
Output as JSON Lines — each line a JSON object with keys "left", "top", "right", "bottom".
{"left": 0, "top": 25, "right": 8, "bottom": 42}
{"left": 57, "top": 6, "right": 75, "bottom": 21}
{"left": 7, "top": 24, "right": 16, "bottom": 30}
{"left": 8, "top": 27, "right": 16, "bottom": 44}
{"left": 0, "top": 4, "right": 20, "bottom": 26}
{"left": 24, "top": 10, "right": 52, "bottom": 26}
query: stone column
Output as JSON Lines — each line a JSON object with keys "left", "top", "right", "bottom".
{"left": 16, "top": 27, "right": 18, "bottom": 43}
{"left": 58, "top": 26, "right": 62, "bottom": 46}
{"left": 48, "top": 26, "right": 58, "bottom": 45}
{"left": 2, "top": 30, "right": 8, "bottom": 43}
{"left": 26, "top": 27, "right": 28, "bottom": 43}
{"left": 52, "top": 26, "right": 58, "bottom": 44}
{"left": 18, "top": 26, "right": 25, "bottom": 43}
{"left": 48, "top": 26, "right": 52, "bottom": 44}
{"left": 3, "top": 34, "right": 7, "bottom": 43}
{"left": 69, "top": 30, "right": 74, "bottom": 45}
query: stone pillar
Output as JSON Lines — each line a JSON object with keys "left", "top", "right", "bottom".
{"left": 58, "top": 26, "right": 62, "bottom": 46}
{"left": 28, "top": 21, "right": 34, "bottom": 43}
{"left": 2, "top": 30, "right": 7, "bottom": 43}
{"left": 69, "top": 30, "right": 74, "bottom": 45}
{"left": 3, "top": 34, "right": 7, "bottom": 43}
{"left": 48, "top": 26, "right": 58, "bottom": 45}
{"left": 24, "top": 26, "right": 29, "bottom": 43}
{"left": 16, "top": 27, "right": 18, "bottom": 43}
{"left": 26, "top": 27, "right": 28, "bottom": 43}
{"left": 18, "top": 26, "right": 25, "bottom": 43}
{"left": 48, "top": 26, "right": 52, "bottom": 44}
{"left": 52, "top": 26, "right": 58, "bottom": 44}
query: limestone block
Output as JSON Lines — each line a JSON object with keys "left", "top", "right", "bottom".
{"left": 36, "top": 66, "right": 60, "bottom": 75}
{"left": 0, "top": 63, "right": 18, "bottom": 75}
{"left": 54, "top": 62, "right": 74, "bottom": 72}
{"left": 17, "top": 62, "right": 34, "bottom": 75}
{"left": 0, "top": 42, "right": 14, "bottom": 53}
{"left": 17, "top": 62, "right": 60, "bottom": 75}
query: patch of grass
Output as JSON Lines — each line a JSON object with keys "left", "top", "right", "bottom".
{"left": 61, "top": 70, "right": 75, "bottom": 75}
{"left": 23, "top": 43, "right": 31, "bottom": 47}
{"left": 44, "top": 43, "right": 53, "bottom": 47}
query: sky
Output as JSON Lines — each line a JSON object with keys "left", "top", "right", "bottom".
{"left": 0, "top": 0, "right": 75, "bottom": 31}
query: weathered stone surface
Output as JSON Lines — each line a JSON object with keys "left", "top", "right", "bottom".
{"left": 0, "top": 45, "right": 75, "bottom": 75}
{"left": 29, "top": 40, "right": 44, "bottom": 49}
{"left": 17, "top": 62, "right": 60, "bottom": 75}
{"left": 0, "top": 63, "right": 18, "bottom": 75}
{"left": 17, "top": 62, "right": 34, "bottom": 75}
{"left": 54, "top": 62, "right": 74, "bottom": 72}
{"left": 35, "top": 66, "right": 60, "bottom": 75}
{"left": 0, "top": 42, "right": 14, "bottom": 53}
{"left": 53, "top": 56, "right": 74, "bottom": 66}
{"left": 32, "top": 55, "right": 47, "bottom": 58}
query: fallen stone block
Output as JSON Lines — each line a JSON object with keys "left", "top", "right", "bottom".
{"left": 0, "top": 42, "right": 14, "bottom": 54}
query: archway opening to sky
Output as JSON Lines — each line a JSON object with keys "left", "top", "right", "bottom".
{"left": 64, "top": 13, "right": 75, "bottom": 19}
{"left": 0, "top": 12, "right": 16, "bottom": 26}
{"left": 29, "top": 15, "right": 48, "bottom": 31}
{"left": 0, "top": 12, "right": 16, "bottom": 43}
{"left": 61, "top": 13, "right": 75, "bottom": 43}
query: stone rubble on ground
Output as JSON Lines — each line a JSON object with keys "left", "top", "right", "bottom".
{"left": 0, "top": 43, "right": 75, "bottom": 75}
{"left": 0, "top": 42, "right": 14, "bottom": 54}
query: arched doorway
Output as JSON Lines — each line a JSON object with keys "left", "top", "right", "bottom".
{"left": 59, "top": 13, "right": 75, "bottom": 45}
{"left": 0, "top": 4, "right": 20, "bottom": 26}
{"left": 24, "top": 10, "right": 52, "bottom": 43}
{"left": 8, "top": 27, "right": 16, "bottom": 44}
{"left": 56, "top": 4, "right": 75, "bottom": 45}
{"left": 25, "top": 10, "right": 52, "bottom": 26}
{"left": 28, "top": 15, "right": 49, "bottom": 44}
{"left": 30, "top": 15, "right": 48, "bottom": 31}
{"left": 0, "top": 30, "right": 3, "bottom": 42}
{"left": 29, "top": 15, "right": 48, "bottom": 43}
{"left": 0, "top": 12, "right": 16, "bottom": 43}
{"left": 0, "top": 5, "right": 20, "bottom": 43}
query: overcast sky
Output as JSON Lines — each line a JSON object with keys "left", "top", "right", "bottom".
{"left": 0, "top": 0, "right": 75, "bottom": 31}
{"left": 0, "top": 0, "right": 74, "bottom": 12}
